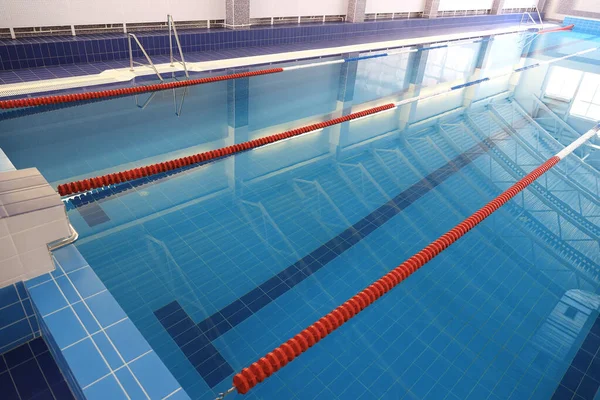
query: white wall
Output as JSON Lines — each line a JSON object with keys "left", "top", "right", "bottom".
{"left": 503, "top": 0, "right": 539, "bottom": 8}
{"left": 0, "top": 0, "right": 225, "bottom": 28}
{"left": 250, "top": 0, "right": 348, "bottom": 18}
{"left": 365, "top": 0, "right": 426, "bottom": 13}
{"left": 439, "top": 0, "right": 493, "bottom": 11}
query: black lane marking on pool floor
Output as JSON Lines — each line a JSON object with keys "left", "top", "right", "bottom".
{"left": 154, "top": 131, "right": 506, "bottom": 388}
{"left": 552, "top": 315, "right": 600, "bottom": 400}
{"left": 77, "top": 202, "right": 110, "bottom": 227}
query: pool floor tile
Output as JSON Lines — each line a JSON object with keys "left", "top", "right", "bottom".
{"left": 0, "top": 337, "right": 74, "bottom": 400}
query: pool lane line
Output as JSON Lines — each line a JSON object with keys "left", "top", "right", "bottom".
{"left": 0, "top": 31, "right": 532, "bottom": 111}
{"left": 153, "top": 129, "right": 508, "bottom": 389}
{"left": 55, "top": 45, "right": 600, "bottom": 198}
{"left": 56, "top": 103, "right": 397, "bottom": 196}
{"left": 218, "top": 124, "right": 600, "bottom": 398}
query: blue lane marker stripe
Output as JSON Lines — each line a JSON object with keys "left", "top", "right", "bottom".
{"left": 345, "top": 53, "right": 388, "bottom": 62}
{"left": 418, "top": 44, "right": 449, "bottom": 52}
{"left": 155, "top": 302, "right": 234, "bottom": 388}
{"left": 451, "top": 77, "right": 490, "bottom": 90}
{"left": 154, "top": 134, "right": 498, "bottom": 388}
{"left": 552, "top": 315, "right": 600, "bottom": 400}
{"left": 514, "top": 63, "right": 540, "bottom": 73}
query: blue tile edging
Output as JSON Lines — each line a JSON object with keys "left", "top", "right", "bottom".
{"left": 25, "top": 245, "right": 190, "bottom": 400}
{"left": 0, "top": 13, "right": 528, "bottom": 71}
{"left": 564, "top": 16, "right": 600, "bottom": 34}
{"left": 0, "top": 282, "right": 40, "bottom": 355}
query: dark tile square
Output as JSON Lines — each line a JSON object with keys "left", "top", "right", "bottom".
{"left": 28, "top": 338, "right": 48, "bottom": 357}
{"left": 203, "top": 361, "right": 234, "bottom": 388}
{"left": 576, "top": 375, "right": 600, "bottom": 399}
{"left": 4, "top": 343, "right": 34, "bottom": 369}
{"left": 563, "top": 366, "right": 584, "bottom": 392}
{"left": 11, "top": 359, "right": 48, "bottom": 400}
{"left": 35, "top": 352, "right": 63, "bottom": 386}
{"left": 226, "top": 305, "right": 253, "bottom": 326}
{"left": 219, "top": 300, "right": 245, "bottom": 320}
{"left": 573, "top": 351, "right": 594, "bottom": 374}
{"left": 0, "top": 371, "right": 20, "bottom": 400}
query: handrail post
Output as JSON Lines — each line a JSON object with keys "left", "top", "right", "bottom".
{"left": 128, "top": 33, "right": 164, "bottom": 81}
{"left": 535, "top": 6, "right": 544, "bottom": 30}
{"left": 168, "top": 14, "right": 174, "bottom": 66}
{"left": 168, "top": 15, "right": 189, "bottom": 79}
{"left": 128, "top": 34, "right": 134, "bottom": 71}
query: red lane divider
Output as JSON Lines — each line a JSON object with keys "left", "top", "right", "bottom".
{"left": 230, "top": 156, "right": 561, "bottom": 396}
{"left": 538, "top": 24, "right": 575, "bottom": 34}
{"left": 57, "top": 103, "right": 396, "bottom": 196}
{"left": 0, "top": 68, "right": 284, "bottom": 110}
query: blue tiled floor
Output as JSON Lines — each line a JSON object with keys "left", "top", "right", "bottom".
{"left": 0, "top": 337, "right": 74, "bottom": 400}
{"left": 152, "top": 130, "right": 506, "bottom": 388}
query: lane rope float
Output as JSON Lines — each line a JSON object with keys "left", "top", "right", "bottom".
{"left": 56, "top": 103, "right": 396, "bottom": 196}
{"left": 56, "top": 45, "right": 600, "bottom": 197}
{"left": 538, "top": 24, "right": 575, "bottom": 34}
{"left": 216, "top": 123, "right": 600, "bottom": 398}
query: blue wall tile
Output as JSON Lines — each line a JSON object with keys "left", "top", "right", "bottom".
{"left": 0, "top": 283, "right": 40, "bottom": 355}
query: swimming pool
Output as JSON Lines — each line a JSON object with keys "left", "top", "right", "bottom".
{"left": 2, "top": 29, "right": 600, "bottom": 400}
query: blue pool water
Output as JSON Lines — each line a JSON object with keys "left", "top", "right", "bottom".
{"left": 2, "top": 30, "right": 600, "bottom": 400}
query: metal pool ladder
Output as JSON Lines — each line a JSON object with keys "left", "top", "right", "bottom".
{"left": 128, "top": 33, "right": 164, "bottom": 81}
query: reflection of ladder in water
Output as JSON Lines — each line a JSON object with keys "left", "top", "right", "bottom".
{"left": 336, "top": 162, "right": 391, "bottom": 207}
{"left": 145, "top": 235, "right": 207, "bottom": 311}
{"left": 518, "top": 8, "right": 543, "bottom": 49}
{"left": 292, "top": 179, "right": 350, "bottom": 230}
{"left": 238, "top": 199, "right": 299, "bottom": 258}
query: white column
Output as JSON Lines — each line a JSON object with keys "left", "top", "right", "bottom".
{"left": 423, "top": 0, "right": 440, "bottom": 19}
{"left": 347, "top": 0, "right": 367, "bottom": 23}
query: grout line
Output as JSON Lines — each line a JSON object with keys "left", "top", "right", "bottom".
{"left": 0, "top": 317, "right": 29, "bottom": 332}
{"left": 81, "top": 349, "right": 154, "bottom": 391}
{"left": 162, "top": 387, "right": 182, "bottom": 399}
{"left": 0, "top": 300, "right": 23, "bottom": 312}
{"left": 57, "top": 266, "right": 152, "bottom": 399}
{"left": 5, "top": 356, "right": 24, "bottom": 400}
{"left": 41, "top": 288, "right": 108, "bottom": 318}
{"left": 45, "top": 272, "right": 133, "bottom": 400}
{"left": 30, "top": 343, "right": 59, "bottom": 400}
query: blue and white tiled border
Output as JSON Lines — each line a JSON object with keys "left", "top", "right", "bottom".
{"left": 26, "top": 245, "right": 190, "bottom": 400}
{"left": 0, "top": 148, "right": 41, "bottom": 354}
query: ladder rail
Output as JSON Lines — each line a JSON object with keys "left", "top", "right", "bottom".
{"left": 168, "top": 14, "right": 189, "bottom": 79}
{"left": 128, "top": 33, "right": 164, "bottom": 81}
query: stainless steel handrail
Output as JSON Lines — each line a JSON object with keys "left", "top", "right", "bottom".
{"left": 47, "top": 223, "right": 79, "bottom": 251}
{"left": 128, "top": 33, "right": 164, "bottom": 81}
{"left": 167, "top": 15, "right": 189, "bottom": 79}
{"left": 534, "top": 6, "right": 544, "bottom": 31}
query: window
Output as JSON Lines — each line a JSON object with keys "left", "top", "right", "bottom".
{"left": 544, "top": 66, "right": 582, "bottom": 100}
{"left": 571, "top": 72, "right": 600, "bottom": 120}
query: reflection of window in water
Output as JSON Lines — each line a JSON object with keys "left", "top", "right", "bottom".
{"left": 545, "top": 66, "right": 582, "bottom": 100}
{"left": 423, "top": 47, "right": 475, "bottom": 86}
{"left": 356, "top": 52, "right": 410, "bottom": 98}
{"left": 544, "top": 66, "right": 600, "bottom": 120}
{"left": 533, "top": 290, "right": 599, "bottom": 361}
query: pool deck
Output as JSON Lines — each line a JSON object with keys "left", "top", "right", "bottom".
{"left": 0, "top": 22, "right": 539, "bottom": 98}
